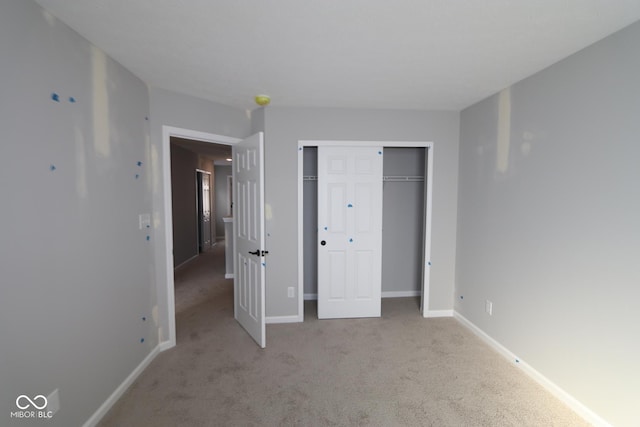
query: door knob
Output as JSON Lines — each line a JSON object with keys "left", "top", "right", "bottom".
{"left": 248, "top": 250, "right": 260, "bottom": 255}
{"left": 320, "top": 240, "right": 326, "bottom": 246}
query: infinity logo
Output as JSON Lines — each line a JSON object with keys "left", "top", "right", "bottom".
{"left": 16, "top": 395, "right": 48, "bottom": 410}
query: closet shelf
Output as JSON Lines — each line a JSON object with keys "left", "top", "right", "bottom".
{"left": 303, "top": 175, "right": 424, "bottom": 182}
{"left": 383, "top": 176, "right": 424, "bottom": 182}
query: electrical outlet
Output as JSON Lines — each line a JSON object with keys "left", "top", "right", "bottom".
{"left": 47, "top": 389, "right": 60, "bottom": 416}
{"left": 485, "top": 300, "right": 493, "bottom": 316}
{"left": 287, "top": 287, "right": 295, "bottom": 298}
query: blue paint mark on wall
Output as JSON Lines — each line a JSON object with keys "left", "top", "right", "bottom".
{"left": 137, "top": 161, "right": 143, "bottom": 167}
{"left": 349, "top": 238, "right": 353, "bottom": 243}
{"left": 68, "top": 97, "right": 76, "bottom": 103}
{"left": 347, "top": 203, "right": 353, "bottom": 208}
{"left": 142, "top": 317, "right": 146, "bottom": 321}
{"left": 324, "top": 226, "right": 328, "bottom": 231}
{"left": 140, "top": 338, "right": 145, "bottom": 343}
{"left": 378, "top": 151, "right": 382, "bottom": 155}
{"left": 135, "top": 174, "right": 140, "bottom": 179}
{"left": 50, "top": 164, "right": 56, "bottom": 171}
{"left": 51, "top": 93, "right": 60, "bottom": 102}
{"left": 146, "top": 235, "right": 150, "bottom": 241}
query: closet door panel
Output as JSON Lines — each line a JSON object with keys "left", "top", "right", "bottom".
{"left": 318, "top": 145, "right": 382, "bottom": 319}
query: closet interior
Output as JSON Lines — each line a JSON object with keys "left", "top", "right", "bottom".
{"left": 303, "top": 146, "right": 428, "bottom": 310}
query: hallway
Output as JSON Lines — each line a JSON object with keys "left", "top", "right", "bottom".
{"left": 173, "top": 242, "right": 234, "bottom": 344}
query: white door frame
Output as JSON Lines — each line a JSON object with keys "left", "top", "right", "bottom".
{"left": 161, "top": 126, "right": 240, "bottom": 348}
{"left": 297, "top": 140, "right": 434, "bottom": 319}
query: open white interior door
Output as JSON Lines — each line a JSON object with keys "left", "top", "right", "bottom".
{"left": 317, "top": 145, "right": 383, "bottom": 319}
{"left": 233, "top": 132, "right": 266, "bottom": 348}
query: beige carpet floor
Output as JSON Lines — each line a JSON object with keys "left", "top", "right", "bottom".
{"left": 98, "top": 243, "right": 589, "bottom": 427}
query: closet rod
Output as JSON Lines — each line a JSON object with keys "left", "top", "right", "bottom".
{"left": 303, "top": 175, "right": 424, "bottom": 182}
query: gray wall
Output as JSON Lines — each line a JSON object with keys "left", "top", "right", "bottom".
{"left": 170, "top": 144, "right": 198, "bottom": 266}
{"left": 382, "top": 148, "right": 426, "bottom": 294}
{"left": 214, "top": 165, "right": 232, "bottom": 238}
{"left": 303, "top": 147, "right": 427, "bottom": 296}
{"left": 148, "top": 88, "right": 251, "bottom": 343}
{"left": 0, "top": 1, "right": 155, "bottom": 425}
{"left": 264, "top": 107, "right": 460, "bottom": 317}
{"left": 251, "top": 106, "right": 266, "bottom": 133}
{"left": 456, "top": 21, "right": 640, "bottom": 426}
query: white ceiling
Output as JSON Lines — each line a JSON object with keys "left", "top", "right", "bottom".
{"left": 35, "top": 0, "right": 640, "bottom": 112}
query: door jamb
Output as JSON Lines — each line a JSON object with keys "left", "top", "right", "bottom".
{"left": 161, "top": 126, "right": 240, "bottom": 349}
{"left": 297, "top": 140, "right": 434, "bottom": 320}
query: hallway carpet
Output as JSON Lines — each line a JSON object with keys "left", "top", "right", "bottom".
{"left": 98, "top": 243, "right": 588, "bottom": 426}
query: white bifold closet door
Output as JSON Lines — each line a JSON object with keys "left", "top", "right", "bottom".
{"left": 317, "top": 146, "right": 383, "bottom": 319}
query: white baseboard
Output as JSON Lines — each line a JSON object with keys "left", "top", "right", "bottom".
{"left": 304, "top": 291, "right": 421, "bottom": 301}
{"left": 382, "top": 290, "right": 421, "bottom": 298}
{"left": 425, "top": 309, "right": 453, "bottom": 318}
{"left": 83, "top": 344, "right": 160, "bottom": 427}
{"left": 266, "top": 315, "right": 303, "bottom": 324}
{"left": 158, "top": 339, "right": 175, "bottom": 352}
{"left": 453, "top": 311, "right": 611, "bottom": 427}
{"left": 224, "top": 273, "right": 234, "bottom": 279}
{"left": 174, "top": 254, "right": 199, "bottom": 271}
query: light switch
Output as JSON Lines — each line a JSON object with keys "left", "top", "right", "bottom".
{"left": 139, "top": 214, "right": 151, "bottom": 230}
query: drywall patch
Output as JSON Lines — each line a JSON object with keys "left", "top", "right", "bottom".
{"left": 92, "top": 46, "right": 110, "bottom": 158}
{"left": 75, "top": 126, "right": 88, "bottom": 198}
{"left": 496, "top": 87, "right": 511, "bottom": 173}
{"left": 41, "top": 8, "right": 56, "bottom": 26}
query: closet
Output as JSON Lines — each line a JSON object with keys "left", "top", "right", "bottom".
{"left": 302, "top": 145, "right": 430, "bottom": 316}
